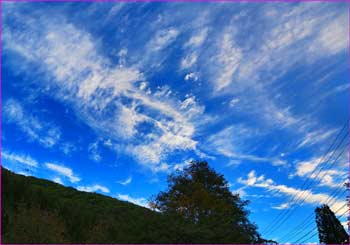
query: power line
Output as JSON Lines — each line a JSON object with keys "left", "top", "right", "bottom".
{"left": 266, "top": 139, "right": 348, "bottom": 237}
{"left": 293, "top": 203, "right": 348, "bottom": 243}
{"left": 293, "top": 204, "right": 348, "bottom": 244}
{"left": 279, "top": 188, "right": 346, "bottom": 243}
{"left": 279, "top": 182, "right": 347, "bottom": 243}
{"left": 281, "top": 191, "right": 347, "bottom": 243}
{"left": 264, "top": 126, "right": 348, "bottom": 237}
{"left": 262, "top": 121, "right": 348, "bottom": 235}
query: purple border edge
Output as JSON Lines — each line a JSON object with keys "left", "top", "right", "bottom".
{"left": 0, "top": 0, "right": 349, "bottom": 245}
{"left": 1, "top": 0, "right": 350, "bottom": 3}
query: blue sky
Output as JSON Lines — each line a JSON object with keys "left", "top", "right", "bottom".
{"left": 2, "top": 2, "right": 349, "bottom": 243}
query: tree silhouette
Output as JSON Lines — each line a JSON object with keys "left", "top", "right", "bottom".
{"left": 315, "top": 204, "right": 348, "bottom": 244}
{"left": 150, "top": 160, "right": 262, "bottom": 243}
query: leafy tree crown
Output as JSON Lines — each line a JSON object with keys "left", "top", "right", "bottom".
{"left": 150, "top": 161, "right": 261, "bottom": 243}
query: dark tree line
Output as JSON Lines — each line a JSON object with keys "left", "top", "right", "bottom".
{"left": 315, "top": 204, "right": 349, "bottom": 244}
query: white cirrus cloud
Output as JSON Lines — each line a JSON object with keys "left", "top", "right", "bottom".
{"left": 185, "top": 28, "right": 208, "bottom": 47}
{"left": 45, "top": 162, "right": 81, "bottom": 183}
{"left": 297, "top": 128, "right": 338, "bottom": 149}
{"left": 3, "top": 99, "right": 61, "bottom": 148}
{"left": 117, "top": 194, "right": 149, "bottom": 208}
{"left": 88, "top": 141, "right": 102, "bottom": 162}
{"left": 184, "top": 72, "right": 198, "bottom": 81}
{"left": 2, "top": 151, "right": 38, "bottom": 167}
{"left": 238, "top": 170, "right": 347, "bottom": 213}
{"left": 77, "top": 184, "right": 110, "bottom": 193}
{"left": 117, "top": 176, "right": 132, "bottom": 186}
{"left": 195, "top": 4, "right": 347, "bottom": 135}
{"left": 272, "top": 203, "right": 290, "bottom": 210}
{"left": 309, "top": 12, "right": 348, "bottom": 56}
{"left": 213, "top": 28, "right": 242, "bottom": 91}
{"left": 206, "top": 125, "right": 286, "bottom": 167}
{"left": 181, "top": 52, "right": 198, "bottom": 69}
{"left": 4, "top": 14, "right": 207, "bottom": 171}
{"left": 148, "top": 28, "right": 179, "bottom": 52}
{"left": 229, "top": 98, "right": 240, "bottom": 107}
{"left": 292, "top": 155, "right": 347, "bottom": 188}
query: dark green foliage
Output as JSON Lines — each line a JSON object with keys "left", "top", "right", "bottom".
{"left": 2, "top": 167, "right": 195, "bottom": 243}
{"left": 315, "top": 204, "right": 349, "bottom": 244}
{"left": 150, "top": 161, "right": 262, "bottom": 243}
{"left": 2, "top": 165, "right": 270, "bottom": 243}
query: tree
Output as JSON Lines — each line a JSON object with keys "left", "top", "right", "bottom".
{"left": 315, "top": 204, "right": 348, "bottom": 244}
{"left": 150, "top": 161, "right": 261, "bottom": 243}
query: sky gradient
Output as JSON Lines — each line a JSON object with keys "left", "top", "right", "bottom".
{"left": 2, "top": 2, "right": 349, "bottom": 243}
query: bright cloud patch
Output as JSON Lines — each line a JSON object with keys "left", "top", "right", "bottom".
{"left": 117, "top": 194, "right": 149, "bottom": 208}
{"left": 77, "top": 184, "right": 110, "bottom": 193}
{"left": 4, "top": 15, "right": 205, "bottom": 171}
{"left": 2, "top": 151, "right": 38, "bottom": 167}
{"left": 117, "top": 177, "right": 132, "bottom": 186}
{"left": 293, "top": 155, "right": 347, "bottom": 188}
{"left": 45, "top": 163, "right": 81, "bottom": 183}
{"left": 239, "top": 170, "right": 347, "bottom": 213}
{"left": 3, "top": 99, "right": 61, "bottom": 148}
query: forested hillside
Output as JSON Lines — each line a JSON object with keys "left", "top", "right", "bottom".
{"left": 2, "top": 167, "right": 268, "bottom": 243}
{"left": 2, "top": 168, "right": 193, "bottom": 243}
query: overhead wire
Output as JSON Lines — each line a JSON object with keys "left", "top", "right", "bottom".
{"left": 263, "top": 123, "right": 348, "bottom": 237}
{"left": 265, "top": 137, "right": 348, "bottom": 237}
{"left": 293, "top": 203, "right": 348, "bottom": 244}
{"left": 262, "top": 121, "right": 348, "bottom": 234}
{"left": 279, "top": 182, "right": 347, "bottom": 243}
